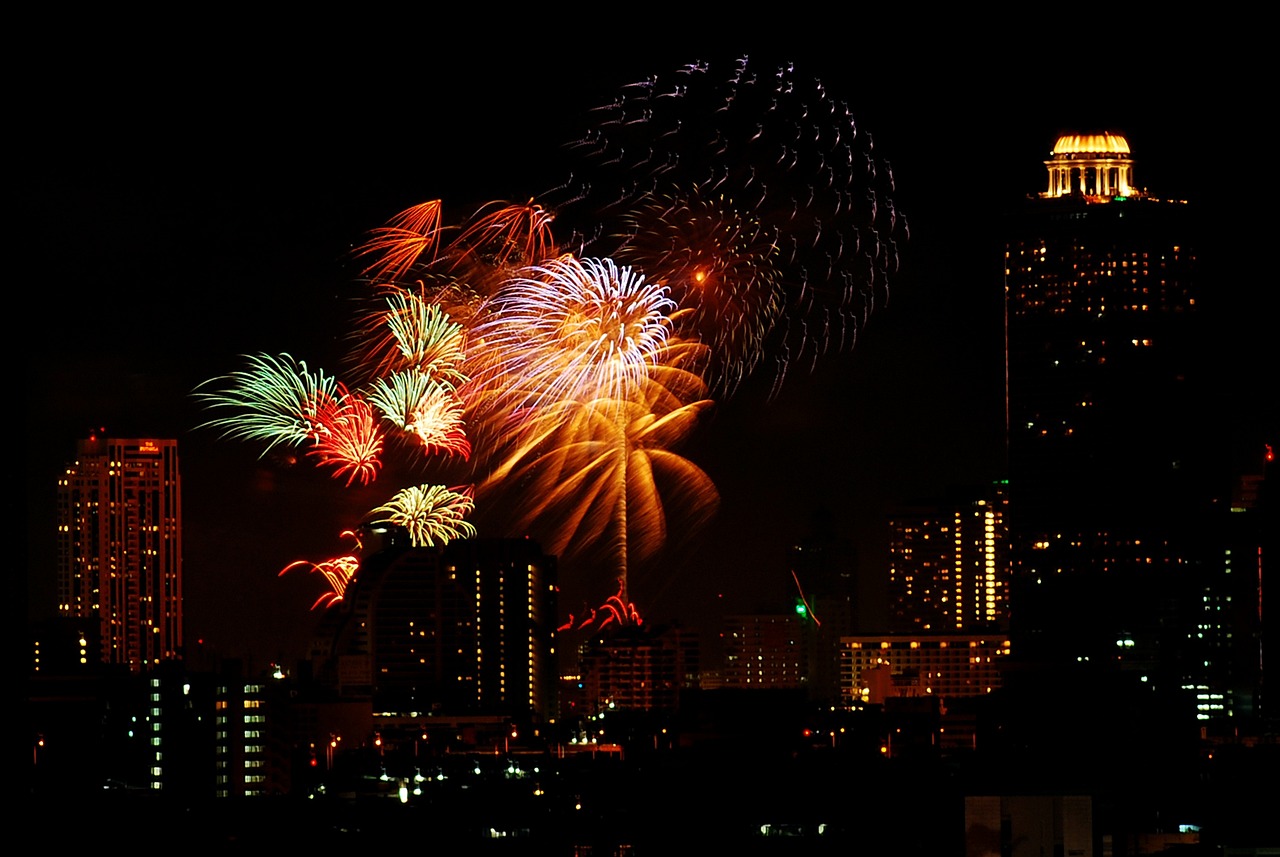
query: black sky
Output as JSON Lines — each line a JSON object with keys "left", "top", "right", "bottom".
{"left": 23, "top": 23, "right": 1273, "bottom": 670}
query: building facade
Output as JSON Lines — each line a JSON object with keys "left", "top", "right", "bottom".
{"left": 320, "top": 534, "right": 558, "bottom": 723}
{"left": 214, "top": 678, "right": 292, "bottom": 797}
{"left": 571, "top": 624, "right": 699, "bottom": 715}
{"left": 1002, "top": 133, "right": 1267, "bottom": 730}
{"left": 57, "top": 435, "right": 183, "bottom": 672}
{"left": 721, "top": 613, "right": 808, "bottom": 690}
{"left": 839, "top": 634, "right": 1011, "bottom": 708}
{"left": 1004, "top": 133, "right": 1204, "bottom": 561}
{"left": 1003, "top": 133, "right": 1208, "bottom": 671}
{"left": 888, "top": 482, "right": 1010, "bottom": 633}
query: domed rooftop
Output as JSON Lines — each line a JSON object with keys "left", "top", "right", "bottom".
{"left": 1042, "top": 131, "right": 1138, "bottom": 199}
{"left": 1051, "top": 133, "right": 1131, "bottom": 156}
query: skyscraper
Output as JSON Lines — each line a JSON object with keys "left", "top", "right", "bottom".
{"left": 1004, "top": 132, "right": 1206, "bottom": 554}
{"left": 1002, "top": 132, "right": 1228, "bottom": 695}
{"left": 57, "top": 435, "right": 183, "bottom": 672}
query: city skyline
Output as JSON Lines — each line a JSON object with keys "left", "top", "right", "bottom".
{"left": 24, "top": 35, "right": 1270, "bottom": 670}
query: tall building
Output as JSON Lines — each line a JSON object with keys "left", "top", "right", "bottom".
{"left": 318, "top": 534, "right": 558, "bottom": 722}
{"left": 887, "top": 482, "right": 1010, "bottom": 633}
{"left": 56, "top": 435, "right": 183, "bottom": 672}
{"left": 1004, "top": 132, "right": 1205, "bottom": 566}
{"left": 1001, "top": 133, "right": 1264, "bottom": 727}
{"left": 214, "top": 677, "right": 292, "bottom": 798}
{"left": 787, "top": 512, "right": 858, "bottom": 702}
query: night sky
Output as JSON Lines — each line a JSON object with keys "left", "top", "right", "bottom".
{"left": 23, "top": 24, "right": 1271, "bottom": 670}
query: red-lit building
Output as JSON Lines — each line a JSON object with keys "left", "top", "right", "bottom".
{"left": 56, "top": 435, "right": 183, "bottom": 672}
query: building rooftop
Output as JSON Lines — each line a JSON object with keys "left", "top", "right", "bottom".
{"left": 1051, "top": 132, "right": 1131, "bottom": 156}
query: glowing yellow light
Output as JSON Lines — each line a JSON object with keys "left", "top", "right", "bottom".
{"left": 1051, "top": 133, "right": 1131, "bottom": 155}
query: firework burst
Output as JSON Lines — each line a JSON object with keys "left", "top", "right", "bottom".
{"left": 468, "top": 256, "right": 677, "bottom": 421}
{"left": 369, "top": 484, "right": 477, "bottom": 548}
{"left": 308, "top": 386, "right": 384, "bottom": 486}
{"left": 197, "top": 56, "right": 904, "bottom": 623}
{"left": 478, "top": 343, "right": 717, "bottom": 603}
{"left": 554, "top": 55, "right": 905, "bottom": 395}
{"left": 353, "top": 289, "right": 470, "bottom": 386}
{"left": 194, "top": 353, "right": 341, "bottom": 455}
{"left": 367, "top": 370, "right": 470, "bottom": 460}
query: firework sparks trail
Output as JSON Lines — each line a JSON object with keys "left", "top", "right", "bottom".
{"left": 369, "top": 484, "right": 477, "bottom": 548}
{"left": 615, "top": 190, "right": 785, "bottom": 393}
{"left": 354, "top": 289, "right": 470, "bottom": 386}
{"left": 593, "top": 590, "right": 644, "bottom": 629}
{"left": 308, "top": 386, "right": 385, "bottom": 486}
{"left": 194, "top": 353, "right": 342, "bottom": 455}
{"left": 353, "top": 200, "right": 561, "bottom": 326}
{"left": 367, "top": 370, "right": 471, "bottom": 460}
{"left": 552, "top": 55, "right": 905, "bottom": 396}
{"left": 558, "top": 586, "right": 644, "bottom": 632}
{"left": 280, "top": 531, "right": 363, "bottom": 610}
{"left": 354, "top": 199, "right": 447, "bottom": 282}
{"left": 449, "top": 200, "right": 559, "bottom": 275}
{"left": 467, "top": 256, "right": 676, "bottom": 422}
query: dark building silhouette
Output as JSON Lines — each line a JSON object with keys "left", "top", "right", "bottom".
{"left": 568, "top": 623, "right": 699, "bottom": 716}
{"left": 1002, "top": 132, "right": 1266, "bottom": 729}
{"left": 786, "top": 511, "right": 857, "bottom": 702}
{"left": 314, "top": 532, "right": 558, "bottom": 723}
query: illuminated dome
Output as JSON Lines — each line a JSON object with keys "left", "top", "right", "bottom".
{"left": 1051, "top": 133, "right": 1131, "bottom": 156}
{"left": 1043, "top": 130, "right": 1137, "bottom": 199}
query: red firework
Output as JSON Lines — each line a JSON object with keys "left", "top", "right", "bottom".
{"left": 280, "top": 531, "right": 362, "bottom": 610}
{"left": 307, "top": 386, "right": 384, "bottom": 486}
{"left": 355, "top": 199, "right": 447, "bottom": 282}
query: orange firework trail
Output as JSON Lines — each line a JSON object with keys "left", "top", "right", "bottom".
{"left": 354, "top": 199, "right": 447, "bottom": 282}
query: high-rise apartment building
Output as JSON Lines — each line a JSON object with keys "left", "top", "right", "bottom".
{"left": 214, "top": 678, "right": 291, "bottom": 798}
{"left": 787, "top": 515, "right": 857, "bottom": 702}
{"left": 319, "top": 534, "right": 558, "bottom": 722}
{"left": 887, "top": 483, "right": 1009, "bottom": 633}
{"left": 57, "top": 435, "right": 183, "bottom": 672}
